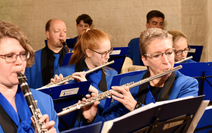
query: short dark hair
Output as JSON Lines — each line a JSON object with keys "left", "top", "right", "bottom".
{"left": 146, "top": 10, "right": 165, "bottom": 23}
{"left": 76, "top": 14, "right": 93, "bottom": 26}
{"left": 45, "top": 19, "right": 52, "bottom": 31}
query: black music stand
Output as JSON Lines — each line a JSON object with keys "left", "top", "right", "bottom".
{"left": 39, "top": 81, "right": 91, "bottom": 131}
{"left": 103, "top": 96, "right": 204, "bottom": 133}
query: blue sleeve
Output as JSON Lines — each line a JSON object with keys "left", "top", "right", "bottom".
{"left": 126, "top": 39, "right": 134, "bottom": 60}
{"left": 177, "top": 77, "right": 198, "bottom": 98}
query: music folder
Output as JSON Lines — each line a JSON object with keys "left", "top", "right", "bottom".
{"left": 101, "top": 95, "right": 204, "bottom": 133}
{"left": 39, "top": 81, "right": 91, "bottom": 131}
{"left": 61, "top": 121, "right": 102, "bottom": 133}
{"left": 108, "top": 47, "right": 129, "bottom": 73}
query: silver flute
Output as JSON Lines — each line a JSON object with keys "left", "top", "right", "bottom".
{"left": 57, "top": 65, "right": 182, "bottom": 116}
{"left": 36, "top": 60, "right": 115, "bottom": 90}
{"left": 17, "top": 72, "right": 47, "bottom": 133}
{"left": 175, "top": 56, "right": 193, "bottom": 64}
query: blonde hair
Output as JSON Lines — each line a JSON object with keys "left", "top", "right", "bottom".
{"left": 139, "top": 28, "right": 173, "bottom": 57}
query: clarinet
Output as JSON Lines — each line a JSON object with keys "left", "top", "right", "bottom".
{"left": 17, "top": 72, "right": 47, "bottom": 133}
{"left": 57, "top": 65, "right": 182, "bottom": 116}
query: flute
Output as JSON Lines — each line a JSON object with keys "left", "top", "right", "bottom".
{"left": 17, "top": 72, "right": 47, "bottom": 133}
{"left": 175, "top": 56, "right": 193, "bottom": 64}
{"left": 36, "top": 60, "right": 115, "bottom": 90}
{"left": 61, "top": 39, "right": 71, "bottom": 53}
{"left": 57, "top": 65, "right": 182, "bottom": 117}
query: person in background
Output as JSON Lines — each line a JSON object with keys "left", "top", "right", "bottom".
{"left": 81, "top": 28, "right": 198, "bottom": 124}
{"left": 67, "top": 14, "right": 93, "bottom": 49}
{"left": 0, "top": 20, "right": 59, "bottom": 133}
{"left": 25, "top": 19, "right": 68, "bottom": 89}
{"left": 126, "top": 10, "right": 165, "bottom": 66}
{"left": 168, "top": 30, "right": 195, "bottom": 63}
{"left": 52, "top": 29, "right": 117, "bottom": 116}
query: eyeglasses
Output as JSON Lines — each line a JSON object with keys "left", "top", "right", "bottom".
{"left": 145, "top": 48, "right": 175, "bottom": 61}
{"left": 0, "top": 51, "right": 30, "bottom": 63}
{"left": 89, "top": 48, "right": 113, "bottom": 58}
{"left": 175, "top": 48, "right": 190, "bottom": 56}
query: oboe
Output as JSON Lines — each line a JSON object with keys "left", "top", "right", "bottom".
{"left": 175, "top": 56, "right": 193, "bottom": 64}
{"left": 61, "top": 39, "right": 71, "bottom": 53}
{"left": 57, "top": 65, "right": 182, "bottom": 116}
{"left": 36, "top": 60, "right": 115, "bottom": 90}
{"left": 17, "top": 72, "right": 47, "bottom": 133}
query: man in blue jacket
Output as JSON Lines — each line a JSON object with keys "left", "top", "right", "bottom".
{"left": 25, "top": 19, "right": 68, "bottom": 89}
{"left": 81, "top": 28, "right": 199, "bottom": 124}
{"left": 126, "top": 10, "right": 165, "bottom": 66}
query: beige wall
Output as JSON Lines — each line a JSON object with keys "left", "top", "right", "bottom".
{"left": 0, "top": 0, "right": 210, "bottom": 61}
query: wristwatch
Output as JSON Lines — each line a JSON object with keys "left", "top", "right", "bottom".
{"left": 134, "top": 101, "right": 142, "bottom": 110}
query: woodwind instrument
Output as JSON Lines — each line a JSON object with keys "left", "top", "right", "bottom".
{"left": 36, "top": 60, "right": 115, "bottom": 90}
{"left": 61, "top": 39, "right": 71, "bottom": 53}
{"left": 17, "top": 72, "right": 47, "bottom": 133}
{"left": 57, "top": 65, "right": 182, "bottom": 117}
{"left": 175, "top": 56, "right": 193, "bottom": 64}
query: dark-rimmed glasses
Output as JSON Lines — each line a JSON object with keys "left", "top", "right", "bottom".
{"left": 89, "top": 48, "right": 113, "bottom": 58}
{"left": 0, "top": 51, "right": 30, "bottom": 63}
{"left": 175, "top": 48, "right": 190, "bottom": 56}
{"left": 145, "top": 48, "right": 175, "bottom": 61}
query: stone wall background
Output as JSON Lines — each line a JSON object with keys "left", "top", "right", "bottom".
{"left": 0, "top": 0, "right": 210, "bottom": 61}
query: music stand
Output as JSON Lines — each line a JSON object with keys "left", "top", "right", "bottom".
{"left": 175, "top": 62, "right": 212, "bottom": 101}
{"left": 108, "top": 47, "right": 129, "bottom": 73}
{"left": 105, "top": 96, "right": 204, "bottom": 133}
{"left": 194, "top": 106, "right": 212, "bottom": 133}
{"left": 188, "top": 45, "right": 203, "bottom": 62}
{"left": 39, "top": 81, "right": 91, "bottom": 131}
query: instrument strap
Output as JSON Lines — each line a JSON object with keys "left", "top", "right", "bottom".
{"left": 0, "top": 105, "right": 18, "bottom": 133}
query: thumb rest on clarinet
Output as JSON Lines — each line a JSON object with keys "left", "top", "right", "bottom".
{"left": 36, "top": 60, "right": 115, "bottom": 90}
{"left": 57, "top": 65, "right": 183, "bottom": 117}
{"left": 17, "top": 72, "right": 47, "bottom": 133}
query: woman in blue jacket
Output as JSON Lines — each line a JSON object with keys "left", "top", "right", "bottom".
{"left": 81, "top": 28, "right": 198, "bottom": 124}
{"left": 53, "top": 29, "right": 117, "bottom": 113}
{"left": 0, "top": 20, "right": 59, "bottom": 132}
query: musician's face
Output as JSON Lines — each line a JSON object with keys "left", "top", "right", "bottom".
{"left": 174, "top": 37, "right": 188, "bottom": 62}
{"left": 142, "top": 38, "right": 174, "bottom": 78}
{"left": 85, "top": 39, "right": 111, "bottom": 69}
{"left": 0, "top": 37, "right": 27, "bottom": 87}
{"left": 46, "top": 19, "right": 67, "bottom": 49}
{"left": 76, "top": 20, "right": 92, "bottom": 35}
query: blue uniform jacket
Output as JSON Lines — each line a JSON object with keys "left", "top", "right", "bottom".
{"left": 126, "top": 38, "right": 144, "bottom": 66}
{"left": 186, "top": 59, "right": 196, "bottom": 63}
{"left": 0, "top": 88, "right": 59, "bottom": 133}
{"left": 55, "top": 64, "right": 117, "bottom": 111}
{"left": 25, "top": 49, "right": 43, "bottom": 89}
{"left": 94, "top": 70, "right": 198, "bottom": 123}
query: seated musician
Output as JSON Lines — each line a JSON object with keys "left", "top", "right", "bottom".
{"left": 0, "top": 20, "right": 59, "bottom": 132}
{"left": 168, "top": 30, "right": 196, "bottom": 63}
{"left": 52, "top": 29, "right": 117, "bottom": 113}
{"left": 81, "top": 28, "right": 199, "bottom": 124}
